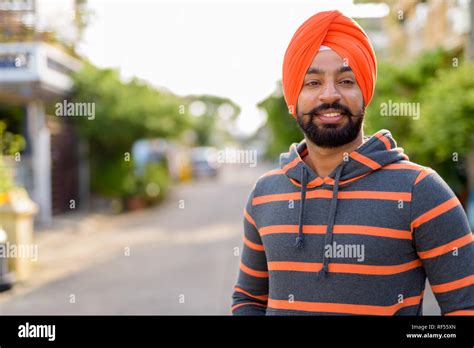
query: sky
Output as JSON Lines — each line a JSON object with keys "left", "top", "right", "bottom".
{"left": 76, "top": 0, "right": 389, "bottom": 136}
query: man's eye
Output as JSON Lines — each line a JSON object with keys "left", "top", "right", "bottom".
{"left": 340, "top": 80, "right": 354, "bottom": 85}
{"left": 306, "top": 81, "right": 320, "bottom": 86}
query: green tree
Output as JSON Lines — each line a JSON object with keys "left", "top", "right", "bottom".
{"left": 71, "top": 63, "right": 190, "bottom": 199}
{"left": 257, "top": 83, "right": 302, "bottom": 158}
{"left": 185, "top": 95, "right": 240, "bottom": 146}
{"left": 365, "top": 48, "right": 455, "bottom": 144}
{"left": 0, "top": 120, "right": 25, "bottom": 193}
{"left": 413, "top": 61, "right": 474, "bottom": 195}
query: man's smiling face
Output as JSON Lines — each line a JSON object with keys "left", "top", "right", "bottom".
{"left": 296, "top": 49, "right": 365, "bottom": 148}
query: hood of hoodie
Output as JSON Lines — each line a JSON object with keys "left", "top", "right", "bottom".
{"left": 280, "top": 129, "right": 407, "bottom": 188}
{"left": 278, "top": 129, "right": 408, "bottom": 276}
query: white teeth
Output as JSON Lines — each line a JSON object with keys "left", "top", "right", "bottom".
{"left": 322, "top": 112, "right": 341, "bottom": 117}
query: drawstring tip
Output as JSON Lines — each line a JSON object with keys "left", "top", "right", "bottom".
{"left": 318, "top": 263, "right": 329, "bottom": 278}
{"left": 294, "top": 236, "right": 304, "bottom": 249}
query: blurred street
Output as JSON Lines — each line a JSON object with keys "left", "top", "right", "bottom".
{"left": 0, "top": 164, "right": 271, "bottom": 314}
{"left": 0, "top": 163, "right": 440, "bottom": 315}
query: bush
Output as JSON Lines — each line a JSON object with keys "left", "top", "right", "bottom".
{"left": 0, "top": 158, "right": 14, "bottom": 193}
{"left": 90, "top": 157, "right": 170, "bottom": 211}
{"left": 0, "top": 120, "right": 25, "bottom": 193}
{"left": 412, "top": 61, "right": 474, "bottom": 194}
{"left": 90, "top": 157, "right": 137, "bottom": 198}
{"left": 138, "top": 162, "right": 171, "bottom": 205}
{"left": 257, "top": 84, "right": 302, "bottom": 158}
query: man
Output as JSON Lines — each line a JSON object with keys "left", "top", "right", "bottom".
{"left": 231, "top": 10, "right": 473, "bottom": 315}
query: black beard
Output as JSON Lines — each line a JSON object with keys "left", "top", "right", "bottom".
{"left": 296, "top": 102, "right": 364, "bottom": 148}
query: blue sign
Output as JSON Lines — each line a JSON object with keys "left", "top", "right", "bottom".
{"left": 0, "top": 53, "right": 29, "bottom": 68}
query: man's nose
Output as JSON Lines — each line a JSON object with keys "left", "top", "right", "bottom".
{"left": 318, "top": 81, "right": 341, "bottom": 105}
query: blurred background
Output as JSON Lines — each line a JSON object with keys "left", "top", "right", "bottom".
{"left": 0, "top": 0, "right": 473, "bottom": 315}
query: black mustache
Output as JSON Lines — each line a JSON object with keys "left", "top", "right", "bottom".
{"left": 302, "top": 102, "right": 353, "bottom": 117}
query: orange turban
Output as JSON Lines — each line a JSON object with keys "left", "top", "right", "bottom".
{"left": 282, "top": 10, "right": 377, "bottom": 116}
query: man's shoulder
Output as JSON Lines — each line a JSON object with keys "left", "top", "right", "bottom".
{"left": 382, "top": 159, "right": 437, "bottom": 185}
{"left": 390, "top": 160, "right": 455, "bottom": 199}
{"left": 252, "top": 167, "right": 287, "bottom": 192}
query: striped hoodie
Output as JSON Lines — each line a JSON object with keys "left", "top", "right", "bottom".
{"left": 232, "top": 129, "right": 474, "bottom": 315}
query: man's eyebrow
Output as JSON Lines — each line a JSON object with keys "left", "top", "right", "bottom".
{"left": 339, "top": 66, "right": 353, "bottom": 73}
{"left": 305, "top": 66, "right": 353, "bottom": 75}
{"left": 306, "top": 67, "right": 324, "bottom": 75}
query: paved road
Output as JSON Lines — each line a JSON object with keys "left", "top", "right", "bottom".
{"left": 0, "top": 163, "right": 440, "bottom": 315}
{"left": 0, "top": 164, "right": 269, "bottom": 314}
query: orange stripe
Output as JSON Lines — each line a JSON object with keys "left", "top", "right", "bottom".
{"left": 243, "top": 235, "right": 265, "bottom": 251}
{"left": 418, "top": 234, "right": 473, "bottom": 260}
{"left": 268, "top": 259, "right": 422, "bottom": 275}
{"left": 282, "top": 158, "right": 300, "bottom": 172}
{"left": 253, "top": 190, "right": 412, "bottom": 205}
{"left": 383, "top": 163, "right": 422, "bottom": 171}
{"left": 336, "top": 190, "right": 411, "bottom": 201}
{"left": 259, "top": 168, "right": 284, "bottom": 178}
{"left": 234, "top": 286, "right": 268, "bottom": 301}
{"left": 445, "top": 310, "right": 474, "bottom": 316}
{"left": 290, "top": 173, "right": 370, "bottom": 188}
{"left": 259, "top": 224, "right": 411, "bottom": 240}
{"left": 334, "top": 225, "right": 412, "bottom": 240}
{"left": 240, "top": 262, "right": 268, "bottom": 278}
{"left": 269, "top": 261, "right": 322, "bottom": 272}
{"left": 268, "top": 294, "right": 422, "bottom": 315}
{"left": 281, "top": 147, "right": 302, "bottom": 172}
{"left": 414, "top": 168, "right": 435, "bottom": 185}
{"left": 324, "top": 172, "right": 370, "bottom": 186}
{"left": 252, "top": 192, "right": 300, "bottom": 205}
{"left": 260, "top": 224, "right": 321, "bottom": 236}
{"left": 431, "top": 275, "right": 474, "bottom": 294}
{"left": 244, "top": 209, "right": 257, "bottom": 229}
{"left": 411, "top": 197, "right": 460, "bottom": 230}
{"left": 350, "top": 152, "right": 382, "bottom": 170}
{"left": 306, "top": 177, "right": 324, "bottom": 188}
{"left": 375, "top": 132, "right": 391, "bottom": 150}
{"left": 289, "top": 177, "right": 325, "bottom": 189}
{"left": 232, "top": 302, "right": 267, "bottom": 312}
{"left": 290, "top": 176, "right": 332, "bottom": 188}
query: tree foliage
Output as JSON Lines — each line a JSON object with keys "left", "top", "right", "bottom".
{"left": 71, "top": 63, "right": 190, "bottom": 199}
{"left": 257, "top": 84, "right": 302, "bottom": 158}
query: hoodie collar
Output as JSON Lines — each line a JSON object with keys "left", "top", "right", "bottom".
{"left": 279, "top": 129, "right": 407, "bottom": 188}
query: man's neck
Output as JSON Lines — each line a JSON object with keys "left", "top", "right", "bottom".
{"left": 303, "top": 132, "right": 364, "bottom": 178}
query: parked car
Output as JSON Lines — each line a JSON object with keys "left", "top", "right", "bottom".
{"left": 190, "top": 147, "right": 220, "bottom": 178}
